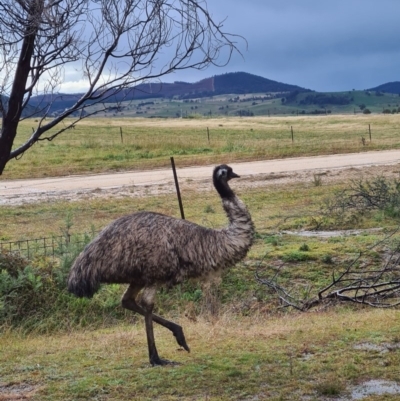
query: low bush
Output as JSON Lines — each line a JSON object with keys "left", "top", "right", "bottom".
{"left": 321, "top": 176, "right": 400, "bottom": 228}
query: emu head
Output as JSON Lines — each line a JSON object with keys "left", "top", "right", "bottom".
{"left": 214, "top": 164, "right": 240, "bottom": 182}
{"left": 213, "top": 164, "right": 240, "bottom": 199}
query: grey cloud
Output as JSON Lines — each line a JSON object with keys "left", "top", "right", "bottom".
{"left": 171, "top": 0, "right": 400, "bottom": 91}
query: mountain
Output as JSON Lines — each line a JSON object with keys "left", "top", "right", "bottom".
{"left": 130, "top": 72, "right": 310, "bottom": 99}
{"left": 213, "top": 72, "right": 308, "bottom": 95}
{"left": 27, "top": 72, "right": 311, "bottom": 114}
{"left": 113, "top": 72, "right": 310, "bottom": 100}
{"left": 367, "top": 82, "right": 400, "bottom": 94}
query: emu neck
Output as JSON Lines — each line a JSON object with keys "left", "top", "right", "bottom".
{"left": 213, "top": 178, "right": 235, "bottom": 200}
{"left": 222, "top": 196, "right": 252, "bottom": 228}
{"left": 214, "top": 178, "right": 254, "bottom": 247}
{"left": 218, "top": 195, "right": 254, "bottom": 266}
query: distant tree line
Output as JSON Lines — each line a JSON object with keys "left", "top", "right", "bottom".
{"left": 284, "top": 91, "right": 353, "bottom": 107}
{"left": 235, "top": 109, "right": 254, "bottom": 117}
{"left": 228, "top": 95, "right": 280, "bottom": 103}
{"left": 299, "top": 94, "right": 352, "bottom": 106}
{"left": 137, "top": 101, "right": 155, "bottom": 107}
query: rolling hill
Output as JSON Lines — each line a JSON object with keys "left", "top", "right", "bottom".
{"left": 368, "top": 82, "right": 400, "bottom": 95}
{"left": 26, "top": 72, "right": 311, "bottom": 115}
{"left": 3, "top": 73, "right": 400, "bottom": 118}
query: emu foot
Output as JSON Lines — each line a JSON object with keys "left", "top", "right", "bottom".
{"left": 172, "top": 326, "right": 190, "bottom": 352}
{"left": 150, "top": 356, "right": 179, "bottom": 366}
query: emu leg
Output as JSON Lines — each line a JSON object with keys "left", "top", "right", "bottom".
{"left": 121, "top": 285, "right": 190, "bottom": 353}
{"left": 151, "top": 314, "right": 190, "bottom": 352}
{"left": 141, "top": 286, "right": 175, "bottom": 366}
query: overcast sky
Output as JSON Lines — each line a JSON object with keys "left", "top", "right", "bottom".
{"left": 161, "top": 0, "right": 400, "bottom": 92}
{"left": 57, "top": 0, "right": 400, "bottom": 93}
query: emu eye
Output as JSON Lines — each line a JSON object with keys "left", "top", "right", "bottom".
{"left": 217, "top": 168, "right": 227, "bottom": 178}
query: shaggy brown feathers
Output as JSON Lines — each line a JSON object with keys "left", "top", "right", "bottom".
{"left": 67, "top": 164, "right": 254, "bottom": 365}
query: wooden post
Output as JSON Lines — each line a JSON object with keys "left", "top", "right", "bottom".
{"left": 291, "top": 126, "right": 294, "bottom": 143}
{"left": 207, "top": 127, "right": 210, "bottom": 144}
{"left": 170, "top": 157, "right": 185, "bottom": 220}
{"left": 120, "top": 127, "right": 123, "bottom": 143}
{"left": 369, "top": 124, "right": 372, "bottom": 142}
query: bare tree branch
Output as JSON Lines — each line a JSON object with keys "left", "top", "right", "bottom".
{"left": 256, "top": 226, "right": 400, "bottom": 311}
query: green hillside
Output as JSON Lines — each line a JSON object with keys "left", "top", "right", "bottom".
{"left": 84, "top": 89, "right": 400, "bottom": 118}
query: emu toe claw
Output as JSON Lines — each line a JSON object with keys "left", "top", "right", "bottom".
{"left": 173, "top": 328, "right": 190, "bottom": 352}
{"left": 151, "top": 356, "right": 179, "bottom": 366}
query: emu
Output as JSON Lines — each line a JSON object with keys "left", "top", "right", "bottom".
{"left": 68, "top": 164, "right": 254, "bottom": 366}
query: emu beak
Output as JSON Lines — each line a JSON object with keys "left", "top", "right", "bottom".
{"left": 230, "top": 171, "right": 240, "bottom": 179}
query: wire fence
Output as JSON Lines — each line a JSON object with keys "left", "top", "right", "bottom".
{"left": 0, "top": 233, "right": 92, "bottom": 260}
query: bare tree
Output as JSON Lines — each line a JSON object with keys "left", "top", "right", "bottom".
{"left": 0, "top": 0, "right": 242, "bottom": 175}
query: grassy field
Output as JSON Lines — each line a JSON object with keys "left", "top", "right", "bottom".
{"left": 2, "top": 116, "right": 400, "bottom": 400}
{"left": 3, "top": 114, "right": 400, "bottom": 179}
{"left": 2, "top": 177, "right": 400, "bottom": 399}
{"left": 1, "top": 309, "right": 400, "bottom": 400}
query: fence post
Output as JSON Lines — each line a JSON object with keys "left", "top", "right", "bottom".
{"left": 170, "top": 157, "right": 185, "bottom": 220}
{"left": 369, "top": 124, "right": 372, "bottom": 142}
{"left": 120, "top": 127, "right": 123, "bottom": 143}
{"left": 207, "top": 127, "right": 210, "bottom": 144}
{"left": 291, "top": 126, "right": 294, "bottom": 143}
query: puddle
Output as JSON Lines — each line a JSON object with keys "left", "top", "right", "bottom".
{"left": 354, "top": 342, "right": 389, "bottom": 353}
{"left": 349, "top": 380, "right": 400, "bottom": 400}
{"left": 354, "top": 341, "right": 400, "bottom": 354}
{"left": 299, "top": 352, "right": 314, "bottom": 361}
{"left": 283, "top": 228, "right": 382, "bottom": 238}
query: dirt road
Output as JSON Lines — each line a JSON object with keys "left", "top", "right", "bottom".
{"left": 1, "top": 149, "right": 400, "bottom": 205}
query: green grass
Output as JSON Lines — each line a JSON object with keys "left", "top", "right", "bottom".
{"left": 3, "top": 114, "right": 400, "bottom": 179}
{"left": 1, "top": 309, "right": 400, "bottom": 400}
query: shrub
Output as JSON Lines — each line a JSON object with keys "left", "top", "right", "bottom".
{"left": 321, "top": 176, "right": 400, "bottom": 228}
{"left": 259, "top": 234, "right": 282, "bottom": 246}
{"left": 313, "top": 173, "right": 323, "bottom": 186}
{"left": 321, "top": 254, "right": 333, "bottom": 264}
{"left": 0, "top": 252, "right": 57, "bottom": 327}
{"left": 315, "top": 380, "right": 344, "bottom": 397}
{"left": 0, "top": 233, "right": 117, "bottom": 332}
{"left": 282, "top": 250, "right": 313, "bottom": 262}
